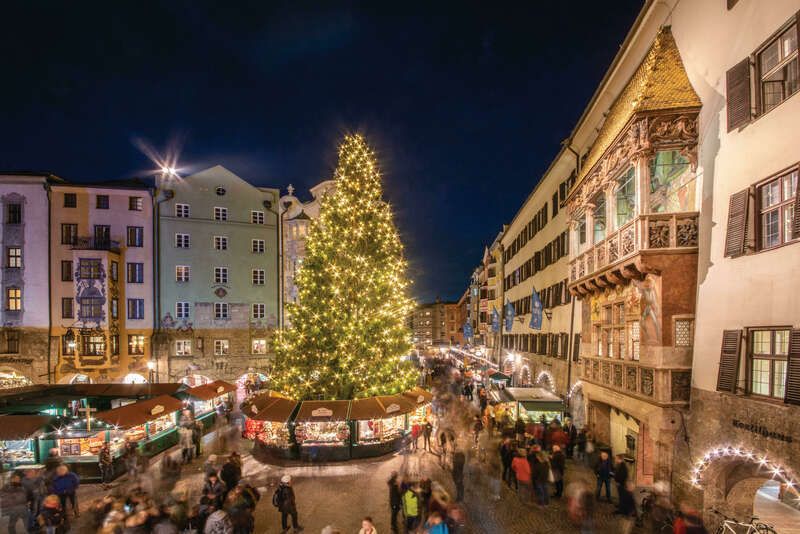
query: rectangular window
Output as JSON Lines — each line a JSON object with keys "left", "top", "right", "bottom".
{"left": 252, "top": 339, "right": 267, "bottom": 354}
{"left": 214, "top": 302, "right": 229, "bottom": 320}
{"left": 61, "top": 224, "right": 78, "bottom": 245}
{"left": 593, "top": 192, "right": 606, "bottom": 243}
{"left": 79, "top": 259, "right": 102, "bottom": 279}
{"left": 251, "top": 211, "right": 264, "bottom": 224}
{"left": 214, "top": 236, "right": 228, "bottom": 250}
{"left": 175, "top": 265, "right": 190, "bottom": 283}
{"left": 96, "top": 195, "right": 109, "bottom": 209}
{"left": 78, "top": 297, "right": 103, "bottom": 320}
{"left": 129, "top": 196, "right": 143, "bottom": 211}
{"left": 615, "top": 167, "right": 636, "bottom": 227}
{"left": 6, "top": 247, "right": 21, "bottom": 268}
{"left": 110, "top": 335, "right": 119, "bottom": 355}
{"left": 252, "top": 239, "right": 265, "bottom": 253}
{"left": 759, "top": 24, "right": 799, "bottom": 113}
{"left": 128, "top": 335, "right": 145, "bottom": 355}
{"left": 110, "top": 261, "right": 118, "bottom": 281}
{"left": 4, "top": 330, "right": 19, "bottom": 353}
{"left": 61, "top": 260, "right": 73, "bottom": 281}
{"left": 6, "top": 204, "right": 21, "bottom": 224}
{"left": 111, "top": 298, "right": 118, "bottom": 319}
{"left": 214, "top": 339, "right": 230, "bottom": 355}
{"left": 127, "top": 226, "right": 144, "bottom": 247}
{"left": 82, "top": 335, "right": 106, "bottom": 356}
{"left": 127, "top": 298, "right": 145, "bottom": 319}
{"left": 175, "top": 339, "right": 192, "bottom": 356}
{"left": 64, "top": 193, "right": 76, "bottom": 208}
{"left": 175, "top": 203, "right": 190, "bottom": 218}
{"left": 758, "top": 169, "right": 797, "bottom": 249}
{"left": 175, "top": 233, "right": 191, "bottom": 248}
{"left": 214, "top": 267, "right": 228, "bottom": 284}
{"left": 94, "top": 225, "right": 110, "bottom": 247}
{"left": 252, "top": 269, "right": 265, "bottom": 285}
{"left": 630, "top": 321, "right": 641, "bottom": 361}
{"left": 127, "top": 262, "right": 144, "bottom": 283}
{"left": 176, "top": 301, "right": 190, "bottom": 319}
{"left": 62, "top": 336, "right": 75, "bottom": 356}
{"left": 749, "top": 328, "right": 790, "bottom": 399}
{"left": 650, "top": 151, "right": 694, "bottom": 213}
{"left": 61, "top": 297, "right": 74, "bottom": 318}
{"left": 214, "top": 207, "right": 228, "bottom": 221}
{"left": 252, "top": 303, "right": 265, "bottom": 319}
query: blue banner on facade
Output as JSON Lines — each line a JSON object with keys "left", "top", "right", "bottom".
{"left": 463, "top": 322, "right": 473, "bottom": 341}
{"left": 491, "top": 307, "right": 500, "bottom": 333}
{"left": 529, "top": 286, "right": 543, "bottom": 330}
{"left": 504, "top": 300, "right": 514, "bottom": 332}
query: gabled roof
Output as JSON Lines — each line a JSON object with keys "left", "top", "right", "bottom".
{"left": 574, "top": 26, "right": 700, "bottom": 191}
{"left": 289, "top": 209, "right": 311, "bottom": 221}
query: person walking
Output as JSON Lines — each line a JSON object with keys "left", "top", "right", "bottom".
{"left": 531, "top": 451, "right": 550, "bottom": 507}
{"left": 1, "top": 473, "right": 30, "bottom": 534}
{"left": 614, "top": 454, "right": 632, "bottom": 511}
{"left": 423, "top": 419, "right": 433, "bottom": 452}
{"left": 472, "top": 415, "right": 483, "bottom": 447}
{"left": 401, "top": 484, "right": 420, "bottom": 533}
{"left": 193, "top": 419, "right": 204, "bottom": 458}
{"left": 511, "top": 449, "right": 532, "bottom": 501}
{"left": 220, "top": 456, "right": 242, "bottom": 500}
{"left": 204, "top": 506, "right": 234, "bottom": 534}
{"left": 411, "top": 422, "right": 421, "bottom": 452}
{"left": 273, "top": 475, "right": 302, "bottom": 533}
{"left": 203, "top": 473, "right": 227, "bottom": 509}
{"left": 550, "top": 445, "right": 566, "bottom": 499}
{"left": 36, "top": 494, "right": 67, "bottom": 534}
{"left": 359, "top": 516, "right": 378, "bottom": 534}
{"left": 98, "top": 442, "right": 113, "bottom": 489}
{"left": 452, "top": 450, "right": 465, "bottom": 502}
{"left": 564, "top": 419, "right": 578, "bottom": 459}
{"left": 499, "top": 437, "right": 514, "bottom": 487}
{"left": 575, "top": 428, "right": 587, "bottom": 463}
{"left": 595, "top": 451, "right": 613, "bottom": 502}
{"left": 22, "top": 467, "right": 45, "bottom": 531}
{"left": 387, "top": 471, "right": 402, "bottom": 534}
{"left": 179, "top": 425, "right": 194, "bottom": 464}
{"left": 51, "top": 465, "right": 79, "bottom": 519}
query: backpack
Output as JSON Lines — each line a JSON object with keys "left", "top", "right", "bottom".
{"left": 272, "top": 487, "right": 284, "bottom": 508}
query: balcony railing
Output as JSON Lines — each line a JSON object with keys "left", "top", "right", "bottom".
{"left": 570, "top": 212, "right": 698, "bottom": 282}
{"left": 578, "top": 355, "right": 691, "bottom": 405}
{"left": 71, "top": 237, "right": 121, "bottom": 253}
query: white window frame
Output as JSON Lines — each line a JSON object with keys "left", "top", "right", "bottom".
{"left": 214, "top": 267, "right": 228, "bottom": 284}
{"left": 214, "top": 302, "right": 229, "bottom": 320}
{"left": 175, "top": 203, "right": 190, "bottom": 218}
{"left": 214, "top": 207, "right": 228, "bottom": 221}
{"left": 175, "top": 339, "right": 192, "bottom": 356}
{"left": 175, "top": 233, "right": 190, "bottom": 248}
{"left": 251, "top": 211, "right": 265, "bottom": 224}
{"left": 176, "top": 265, "right": 190, "bottom": 283}
{"left": 251, "top": 338, "right": 267, "bottom": 355}
{"left": 252, "top": 303, "right": 265, "bottom": 319}
{"left": 214, "top": 339, "right": 230, "bottom": 355}
{"left": 252, "top": 239, "right": 265, "bottom": 253}
{"left": 214, "top": 236, "right": 228, "bottom": 250}
{"left": 252, "top": 269, "right": 265, "bottom": 285}
{"left": 176, "top": 301, "right": 190, "bottom": 319}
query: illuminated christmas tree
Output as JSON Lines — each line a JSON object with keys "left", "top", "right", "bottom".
{"left": 271, "top": 134, "right": 417, "bottom": 400}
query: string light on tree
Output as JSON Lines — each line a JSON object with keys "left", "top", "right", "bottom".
{"left": 270, "top": 134, "right": 417, "bottom": 400}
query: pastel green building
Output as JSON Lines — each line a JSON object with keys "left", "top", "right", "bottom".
{"left": 153, "top": 166, "right": 280, "bottom": 386}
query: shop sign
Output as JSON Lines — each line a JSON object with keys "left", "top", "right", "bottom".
{"left": 385, "top": 404, "right": 400, "bottom": 414}
{"left": 732, "top": 419, "right": 793, "bottom": 443}
{"left": 150, "top": 405, "right": 165, "bottom": 416}
{"left": 311, "top": 407, "right": 333, "bottom": 417}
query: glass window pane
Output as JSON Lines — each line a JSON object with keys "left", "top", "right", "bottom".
{"left": 593, "top": 193, "right": 606, "bottom": 243}
{"left": 762, "top": 181, "right": 781, "bottom": 208}
{"left": 649, "top": 151, "right": 694, "bottom": 213}
{"left": 774, "top": 360, "right": 787, "bottom": 398}
{"left": 760, "top": 39, "right": 781, "bottom": 74}
{"left": 784, "top": 205, "right": 794, "bottom": 242}
{"left": 775, "top": 330, "right": 790, "bottom": 355}
{"left": 761, "top": 210, "right": 780, "bottom": 248}
{"left": 781, "top": 26, "right": 798, "bottom": 59}
{"left": 752, "top": 330, "right": 772, "bottom": 355}
{"left": 783, "top": 171, "right": 798, "bottom": 200}
{"left": 751, "top": 359, "right": 770, "bottom": 395}
{"left": 616, "top": 167, "right": 636, "bottom": 226}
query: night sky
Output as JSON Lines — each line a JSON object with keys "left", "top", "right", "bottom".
{"left": 2, "top": 1, "right": 642, "bottom": 302}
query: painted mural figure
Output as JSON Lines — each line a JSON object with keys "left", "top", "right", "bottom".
{"left": 633, "top": 275, "right": 661, "bottom": 343}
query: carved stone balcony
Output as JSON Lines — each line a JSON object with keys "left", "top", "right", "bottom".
{"left": 578, "top": 355, "right": 691, "bottom": 406}
{"left": 569, "top": 212, "right": 698, "bottom": 295}
{"left": 71, "top": 237, "right": 121, "bottom": 253}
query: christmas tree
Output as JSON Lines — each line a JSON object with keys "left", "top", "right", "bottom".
{"left": 271, "top": 134, "right": 417, "bottom": 400}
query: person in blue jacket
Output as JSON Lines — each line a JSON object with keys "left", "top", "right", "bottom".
{"left": 51, "top": 464, "right": 80, "bottom": 519}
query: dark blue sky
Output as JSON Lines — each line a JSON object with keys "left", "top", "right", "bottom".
{"left": 1, "top": 1, "right": 641, "bottom": 302}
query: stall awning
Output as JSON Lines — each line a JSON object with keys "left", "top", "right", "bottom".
{"left": 295, "top": 400, "right": 350, "bottom": 422}
{"left": 350, "top": 395, "right": 414, "bottom": 420}
{"left": 401, "top": 387, "right": 433, "bottom": 407}
{"left": 69, "top": 383, "right": 186, "bottom": 398}
{"left": 0, "top": 415, "right": 53, "bottom": 440}
{"left": 182, "top": 380, "right": 236, "bottom": 401}
{"left": 497, "top": 387, "right": 565, "bottom": 413}
{"left": 95, "top": 395, "right": 183, "bottom": 429}
{"left": 245, "top": 397, "right": 298, "bottom": 423}
{"left": 489, "top": 372, "right": 512, "bottom": 382}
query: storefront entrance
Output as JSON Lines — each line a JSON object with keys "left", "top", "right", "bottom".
{"left": 610, "top": 408, "right": 639, "bottom": 484}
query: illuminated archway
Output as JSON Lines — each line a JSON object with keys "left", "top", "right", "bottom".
{"left": 58, "top": 373, "right": 92, "bottom": 384}
{"left": 566, "top": 381, "right": 585, "bottom": 428}
{"left": 536, "top": 370, "right": 555, "bottom": 391}
{"left": 122, "top": 373, "right": 148, "bottom": 384}
{"left": 690, "top": 446, "right": 797, "bottom": 489}
{"left": 519, "top": 365, "right": 531, "bottom": 386}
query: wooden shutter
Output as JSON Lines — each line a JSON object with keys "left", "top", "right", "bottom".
{"left": 793, "top": 186, "right": 800, "bottom": 240}
{"left": 784, "top": 329, "right": 800, "bottom": 405}
{"left": 724, "top": 189, "right": 750, "bottom": 257}
{"left": 572, "top": 334, "right": 581, "bottom": 362}
{"left": 716, "top": 330, "right": 742, "bottom": 393}
{"left": 726, "top": 58, "right": 751, "bottom": 131}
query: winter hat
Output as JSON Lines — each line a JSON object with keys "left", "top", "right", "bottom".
{"left": 281, "top": 475, "right": 291, "bottom": 484}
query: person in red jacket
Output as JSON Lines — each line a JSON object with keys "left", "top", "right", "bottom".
{"left": 511, "top": 449, "right": 533, "bottom": 502}
{"left": 673, "top": 503, "right": 708, "bottom": 534}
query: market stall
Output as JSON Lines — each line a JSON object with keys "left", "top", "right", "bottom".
{"left": 179, "top": 380, "right": 236, "bottom": 429}
{"left": 350, "top": 394, "right": 415, "bottom": 458}
{"left": 403, "top": 387, "right": 434, "bottom": 427}
{"left": 490, "top": 387, "right": 565, "bottom": 425}
{"left": 241, "top": 393, "right": 298, "bottom": 459}
{"left": 0, "top": 415, "right": 52, "bottom": 470}
{"left": 294, "top": 400, "right": 351, "bottom": 462}
{"left": 488, "top": 371, "right": 512, "bottom": 388}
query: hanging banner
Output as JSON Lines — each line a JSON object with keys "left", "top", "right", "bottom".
{"left": 463, "top": 322, "right": 474, "bottom": 341}
{"left": 504, "top": 300, "right": 514, "bottom": 332}
{"left": 491, "top": 307, "right": 500, "bottom": 333}
{"left": 529, "top": 286, "right": 543, "bottom": 330}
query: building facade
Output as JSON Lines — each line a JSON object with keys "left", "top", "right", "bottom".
{"left": 154, "top": 166, "right": 280, "bottom": 385}
{"left": 49, "top": 181, "right": 156, "bottom": 384}
{"left": 279, "top": 181, "right": 335, "bottom": 327}
{"left": 0, "top": 174, "right": 53, "bottom": 387}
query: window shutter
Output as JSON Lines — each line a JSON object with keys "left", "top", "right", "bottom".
{"left": 726, "top": 58, "right": 751, "bottom": 131}
{"left": 716, "top": 330, "right": 742, "bottom": 393}
{"left": 572, "top": 334, "right": 581, "bottom": 361}
{"left": 793, "top": 187, "right": 800, "bottom": 240}
{"left": 724, "top": 189, "right": 750, "bottom": 257}
{"left": 784, "top": 329, "right": 800, "bottom": 405}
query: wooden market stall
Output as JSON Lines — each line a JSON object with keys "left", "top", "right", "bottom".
{"left": 294, "top": 400, "right": 351, "bottom": 462}
{"left": 490, "top": 387, "right": 565, "bottom": 425}
{"left": 178, "top": 380, "right": 236, "bottom": 429}
{"left": 0, "top": 415, "right": 53, "bottom": 470}
{"left": 350, "top": 394, "right": 416, "bottom": 458}
{"left": 241, "top": 393, "right": 298, "bottom": 459}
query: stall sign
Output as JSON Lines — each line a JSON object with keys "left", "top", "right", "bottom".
{"left": 217, "top": 386, "right": 225, "bottom": 393}
{"left": 151, "top": 405, "right": 165, "bottom": 416}
{"left": 417, "top": 395, "right": 424, "bottom": 404}
{"left": 311, "top": 407, "right": 333, "bottom": 417}
{"left": 385, "top": 404, "right": 400, "bottom": 414}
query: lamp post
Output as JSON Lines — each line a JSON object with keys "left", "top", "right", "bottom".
{"left": 147, "top": 360, "right": 156, "bottom": 383}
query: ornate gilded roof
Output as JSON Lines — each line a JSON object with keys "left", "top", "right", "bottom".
{"left": 574, "top": 26, "right": 700, "bottom": 191}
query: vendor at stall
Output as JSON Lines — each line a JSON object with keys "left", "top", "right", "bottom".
{"left": 178, "top": 380, "right": 236, "bottom": 426}
{"left": 0, "top": 415, "right": 52, "bottom": 469}
{"left": 241, "top": 394, "right": 297, "bottom": 450}
{"left": 350, "top": 395, "right": 415, "bottom": 446}
{"left": 94, "top": 394, "right": 183, "bottom": 458}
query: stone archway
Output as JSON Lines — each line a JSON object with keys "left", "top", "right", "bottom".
{"left": 568, "top": 381, "right": 586, "bottom": 428}
{"left": 536, "top": 370, "right": 554, "bottom": 391}
{"left": 519, "top": 365, "right": 531, "bottom": 386}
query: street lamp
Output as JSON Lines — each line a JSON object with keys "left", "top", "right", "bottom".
{"left": 147, "top": 360, "right": 156, "bottom": 383}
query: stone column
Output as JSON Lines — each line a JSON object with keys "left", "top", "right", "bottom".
{"left": 585, "top": 206, "right": 596, "bottom": 247}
